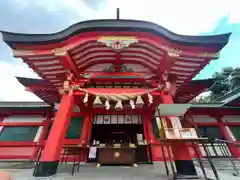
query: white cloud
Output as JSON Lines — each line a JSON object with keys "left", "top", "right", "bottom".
{"left": 14, "top": 0, "right": 239, "bottom": 35}
{"left": 95, "top": 0, "right": 239, "bottom": 35}
{"left": 1, "top": 0, "right": 240, "bottom": 102}
{"left": 0, "top": 61, "right": 43, "bottom": 102}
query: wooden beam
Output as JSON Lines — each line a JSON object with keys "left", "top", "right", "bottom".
{"left": 115, "top": 52, "right": 121, "bottom": 71}
{"left": 74, "top": 89, "right": 161, "bottom": 96}
{"left": 149, "top": 95, "right": 161, "bottom": 112}
{"left": 157, "top": 51, "right": 175, "bottom": 76}
{"left": 53, "top": 49, "right": 78, "bottom": 77}
{"left": 78, "top": 59, "right": 157, "bottom": 73}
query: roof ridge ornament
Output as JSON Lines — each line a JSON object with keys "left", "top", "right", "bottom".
{"left": 116, "top": 8, "right": 120, "bottom": 20}
{"left": 97, "top": 36, "right": 139, "bottom": 51}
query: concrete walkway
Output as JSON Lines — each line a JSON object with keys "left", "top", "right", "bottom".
{"left": 1, "top": 163, "right": 168, "bottom": 180}
{"left": 0, "top": 162, "right": 239, "bottom": 180}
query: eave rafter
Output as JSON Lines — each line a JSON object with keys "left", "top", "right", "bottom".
{"left": 77, "top": 59, "right": 157, "bottom": 73}
{"left": 11, "top": 31, "right": 222, "bottom": 89}
{"left": 26, "top": 86, "right": 61, "bottom": 104}
{"left": 53, "top": 48, "right": 78, "bottom": 77}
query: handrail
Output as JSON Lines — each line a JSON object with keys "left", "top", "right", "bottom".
{"left": 214, "top": 138, "right": 240, "bottom": 145}
{"left": 154, "top": 141, "right": 219, "bottom": 180}
{"left": 212, "top": 138, "right": 240, "bottom": 176}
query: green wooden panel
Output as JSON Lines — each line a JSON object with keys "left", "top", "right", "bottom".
{"left": 229, "top": 127, "right": 240, "bottom": 140}
{"left": 0, "top": 126, "right": 39, "bottom": 142}
{"left": 65, "top": 117, "right": 84, "bottom": 139}
{"left": 45, "top": 117, "right": 84, "bottom": 140}
{"left": 152, "top": 118, "right": 160, "bottom": 139}
{"left": 198, "top": 126, "right": 223, "bottom": 139}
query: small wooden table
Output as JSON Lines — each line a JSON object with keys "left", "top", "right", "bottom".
{"left": 98, "top": 146, "right": 136, "bottom": 165}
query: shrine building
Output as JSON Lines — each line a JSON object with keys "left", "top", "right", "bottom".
{"left": 0, "top": 17, "right": 239, "bottom": 178}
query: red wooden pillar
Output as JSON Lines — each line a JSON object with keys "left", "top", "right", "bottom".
{"left": 216, "top": 116, "right": 240, "bottom": 157}
{"left": 79, "top": 116, "right": 90, "bottom": 162}
{"left": 79, "top": 115, "right": 94, "bottom": 162}
{"left": 34, "top": 93, "right": 75, "bottom": 177}
{"left": 161, "top": 93, "right": 197, "bottom": 176}
{"left": 145, "top": 111, "right": 159, "bottom": 161}
{"left": 141, "top": 112, "right": 151, "bottom": 162}
{"left": 80, "top": 116, "right": 89, "bottom": 144}
{"left": 86, "top": 115, "right": 94, "bottom": 144}
{"left": 142, "top": 114, "right": 149, "bottom": 141}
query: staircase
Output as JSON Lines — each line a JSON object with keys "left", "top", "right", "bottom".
{"left": 160, "top": 139, "right": 240, "bottom": 179}
{"left": 194, "top": 139, "right": 240, "bottom": 178}
{"left": 197, "top": 157, "right": 240, "bottom": 176}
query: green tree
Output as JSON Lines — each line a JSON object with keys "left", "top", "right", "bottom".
{"left": 229, "top": 67, "right": 240, "bottom": 90}
{"left": 194, "top": 67, "right": 240, "bottom": 103}
{"left": 207, "top": 67, "right": 240, "bottom": 101}
{"left": 210, "top": 67, "right": 233, "bottom": 100}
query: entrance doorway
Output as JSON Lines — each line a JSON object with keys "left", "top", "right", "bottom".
{"left": 88, "top": 114, "right": 148, "bottom": 163}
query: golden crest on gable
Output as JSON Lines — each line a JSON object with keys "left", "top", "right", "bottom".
{"left": 97, "top": 36, "right": 139, "bottom": 51}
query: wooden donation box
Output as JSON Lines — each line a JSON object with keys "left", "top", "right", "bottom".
{"left": 98, "top": 144, "right": 136, "bottom": 165}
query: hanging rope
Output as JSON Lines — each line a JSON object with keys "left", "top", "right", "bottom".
{"left": 59, "top": 83, "right": 164, "bottom": 101}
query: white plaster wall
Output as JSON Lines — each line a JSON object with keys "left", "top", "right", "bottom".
{"left": 192, "top": 115, "right": 216, "bottom": 123}
{"left": 33, "top": 126, "right": 43, "bottom": 142}
{"left": 221, "top": 115, "right": 240, "bottom": 122}
{"left": 3, "top": 115, "right": 45, "bottom": 123}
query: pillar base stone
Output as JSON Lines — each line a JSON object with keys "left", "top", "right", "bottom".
{"left": 34, "top": 160, "right": 59, "bottom": 177}
{"left": 175, "top": 160, "right": 197, "bottom": 175}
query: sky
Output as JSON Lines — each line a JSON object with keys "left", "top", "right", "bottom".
{"left": 0, "top": 0, "right": 239, "bottom": 102}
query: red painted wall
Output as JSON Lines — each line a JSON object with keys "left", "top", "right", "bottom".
{"left": 0, "top": 108, "right": 240, "bottom": 161}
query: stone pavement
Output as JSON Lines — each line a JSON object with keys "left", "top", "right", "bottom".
{"left": 0, "top": 162, "right": 239, "bottom": 180}
{"left": 197, "top": 157, "right": 240, "bottom": 176}
{"left": 1, "top": 163, "right": 168, "bottom": 180}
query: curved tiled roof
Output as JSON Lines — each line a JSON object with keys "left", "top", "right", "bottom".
{"left": 1, "top": 19, "right": 231, "bottom": 49}
{"left": 16, "top": 77, "right": 60, "bottom": 104}
{"left": 174, "top": 78, "right": 216, "bottom": 103}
